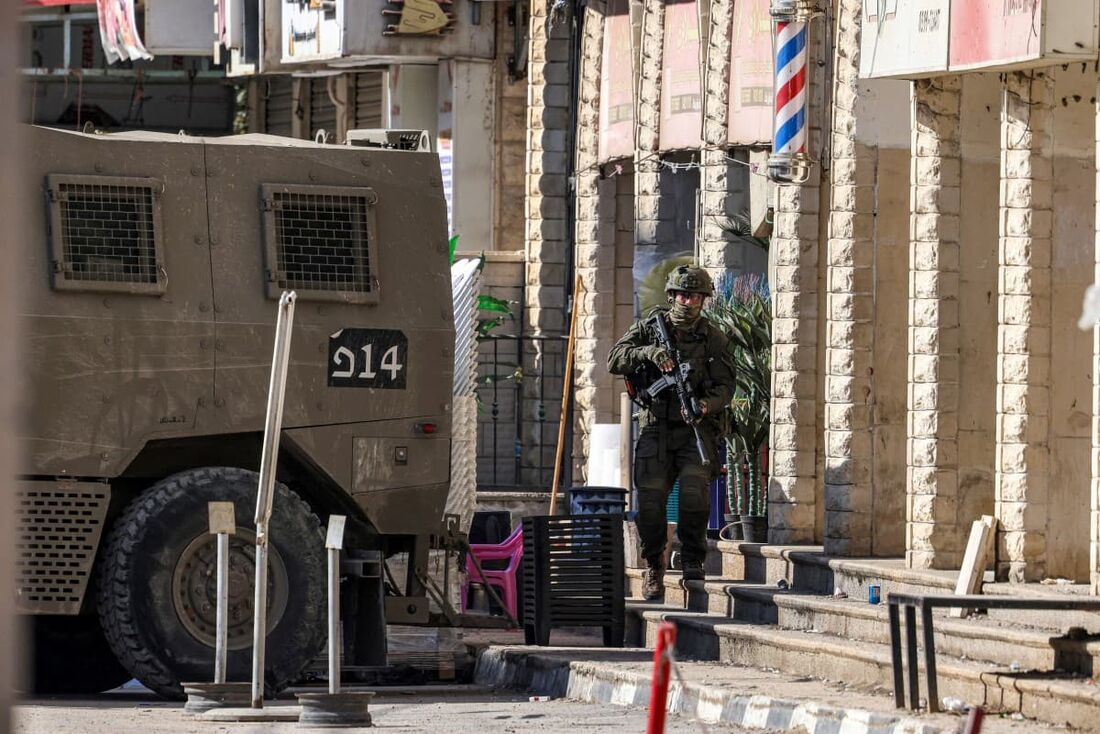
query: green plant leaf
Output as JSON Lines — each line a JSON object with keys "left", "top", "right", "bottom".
{"left": 477, "top": 295, "right": 514, "bottom": 314}
{"left": 448, "top": 234, "right": 460, "bottom": 265}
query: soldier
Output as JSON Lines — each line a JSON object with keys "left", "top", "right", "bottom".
{"left": 608, "top": 265, "right": 736, "bottom": 601}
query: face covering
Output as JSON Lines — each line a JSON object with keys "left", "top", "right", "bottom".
{"left": 669, "top": 299, "right": 702, "bottom": 328}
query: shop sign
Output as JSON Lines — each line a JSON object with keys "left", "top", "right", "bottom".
{"left": 659, "top": 0, "right": 703, "bottom": 151}
{"left": 859, "top": 0, "right": 949, "bottom": 79}
{"left": 599, "top": 0, "right": 634, "bottom": 163}
{"left": 728, "top": 0, "right": 773, "bottom": 146}
{"left": 950, "top": 0, "right": 1098, "bottom": 71}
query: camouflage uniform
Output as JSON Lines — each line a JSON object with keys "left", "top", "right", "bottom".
{"left": 607, "top": 267, "right": 735, "bottom": 597}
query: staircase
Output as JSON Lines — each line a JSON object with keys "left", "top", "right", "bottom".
{"left": 625, "top": 541, "right": 1100, "bottom": 730}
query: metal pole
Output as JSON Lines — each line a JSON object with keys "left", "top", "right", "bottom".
{"left": 326, "top": 516, "right": 347, "bottom": 696}
{"left": 207, "top": 501, "right": 236, "bottom": 686}
{"left": 216, "top": 533, "right": 229, "bottom": 684}
{"left": 251, "top": 291, "right": 297, "bottom": 709}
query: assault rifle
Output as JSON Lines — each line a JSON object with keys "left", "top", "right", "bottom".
{"left": 646, "top": 312, "right": 710, "bottom": 466}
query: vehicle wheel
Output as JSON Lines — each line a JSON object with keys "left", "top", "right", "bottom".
{"left": 97, "top": 467, "right": 326, "bottom": 700}
{"left": 32, "top": 615, "right": 132, "bottom": 695}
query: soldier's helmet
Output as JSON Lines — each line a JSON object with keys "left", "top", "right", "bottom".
{"left": 665, "top": 265, "right": 715, "bottom": 296}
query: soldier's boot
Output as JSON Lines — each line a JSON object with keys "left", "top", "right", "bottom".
{"left": 642, "top": 564, "right": 664, "bottom": 601}
{"left": 681, "top": 560, "right": 704, "bottom": 582}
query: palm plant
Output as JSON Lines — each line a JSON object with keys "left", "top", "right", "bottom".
{"left": 705, "top": 273, "right": 772, "bottom": 519}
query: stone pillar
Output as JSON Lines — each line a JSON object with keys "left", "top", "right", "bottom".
{"left": 823, "top": 0, "right": 875, "bottom": 555}
{"left": 907, "top": 76, "right": 963, "bottom": 569}
{"left": 1092, "top": 80, "right": 1100, "bottom": 595}
{"left": 996, "top": 70, "right": 1054, "bottom": 583}
{"left": 634, "top": 0, "right": 664, "bottom": 246}
{"left": 572, "top": 2, "right": 614, "bottom": 481}
{"left": 699, "top": 0, "right": 739, "bottom": 279}
{"left": 768, "top": 24, "right": 824, "bottom": 545}
{"left": 525, "top": 1, "right": 574, "bottom": 486}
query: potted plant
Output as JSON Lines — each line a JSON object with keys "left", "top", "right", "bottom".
{"left": 706, "top": 273, "right": 772, "bottom": 543}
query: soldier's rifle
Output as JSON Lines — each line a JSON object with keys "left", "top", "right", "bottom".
{"left": 647, "top": 313, "right": 710, "bottom": 466}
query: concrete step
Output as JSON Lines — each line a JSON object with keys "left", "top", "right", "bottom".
{"left": 630, "top": 575, "right": 1098, "bottom": 674}
{"left": 982, "top": 581, "right": 1100, "bottom": 631}
{"left": 718, "top": 543, "right": 1100, "bottom": 632}
{"left": 627, "top": 603, "right": 1100, "bottom": 731}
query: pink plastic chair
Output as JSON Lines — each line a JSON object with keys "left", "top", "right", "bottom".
{"left": 462, "top": 524, "right": 523, "bottom": 619}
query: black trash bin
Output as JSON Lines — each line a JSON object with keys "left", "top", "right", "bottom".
{"left": 521, "top": 514, "right": 625, "bottom": 647}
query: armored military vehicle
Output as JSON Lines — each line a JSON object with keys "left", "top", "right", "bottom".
{"left": 19, "top": 125, "right": 455, "bottom": 697}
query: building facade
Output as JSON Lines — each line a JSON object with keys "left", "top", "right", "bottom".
{"left": 524, "top": 0, "right": 1100, "bottom": 593}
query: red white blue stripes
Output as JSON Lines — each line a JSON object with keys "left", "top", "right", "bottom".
{"left": 773, "top": 20, "right": 808, "bottom": 156}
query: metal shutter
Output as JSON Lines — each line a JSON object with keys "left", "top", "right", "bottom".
{"left": 311, "top": 78, "right": 337, "bottom": 142}
{"left": 263, "top": 76, "right": 293, "bottom": 138}
{"left": 354, "top": 70, "right": 384, "bottom": 129}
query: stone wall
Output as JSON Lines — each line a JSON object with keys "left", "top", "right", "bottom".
{"left": 1047, "top": 67, "right": 1094, "bottom": 582}
{"left": 572, "top": 1, "right": 612, "bottom": 482}
{"left": 907, "top": 76, "right": 963, "bottom": 568}
{"left": 768, "top": 18, "right": 827, "bottom": 544}
{"left": 523, "top": 0, "right": 574, "bottom": 489}
{"left": 824, "top": 0, "right": 875, "bottom": 556}
{"left": 1094, "top": 79, "right": 1100, "bottom": 594}
{"left": 956, "top": 73, "right": 999, "bottom": 563}
{"left": 995, "top": 70, "right": 1054, "bottom": 583}
{"left": 496, "top": 3, "right": 530, "bottom": 251}
{"left": 635, "top": 0, "right": 664, "bottom": 248}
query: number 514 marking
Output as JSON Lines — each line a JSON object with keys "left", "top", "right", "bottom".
{"left": 332, "top": 343, "right": 403, "bottom": 380}
{"left": 327, "top": 328, "right": 408, "bottom": 389}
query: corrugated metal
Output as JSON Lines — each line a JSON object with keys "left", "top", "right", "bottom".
{"left": 263, "top": 76, "right": 294, "bottom": 137}
{"left": 450, "top": 258, "right": 481, "bottom": 399}
{"left": 446, "top": 257, "right": 481, "bottom": 532}
{"left": 354, "top": 70, "right": 385, "bottom": 129}
{"left": 310, "top": 78, "right": 337, "bottom": 141}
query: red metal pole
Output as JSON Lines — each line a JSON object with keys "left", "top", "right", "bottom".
{"left": 647, "top": 622, "right": 677, "bottom": 734}
{"left": 963, "top": 706, "right": 984, "bottom": 734}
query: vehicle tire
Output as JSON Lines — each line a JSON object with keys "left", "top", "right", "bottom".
{"left": 96, "top": 467, "right": 326, "bottom": 700}
{"left": 32, "top": 615, "right": 132, "bottom": 695}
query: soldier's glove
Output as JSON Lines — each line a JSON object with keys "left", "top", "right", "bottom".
{"left": 681, "top": 399, "right": 708, "bottom": 424}
{"left": 642, "top": 346, "right": 672, "bottom": 370}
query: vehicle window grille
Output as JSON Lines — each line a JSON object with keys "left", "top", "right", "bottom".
{"left": 269, "top": 188, "right": 375, "bottom": 297}
{"left": 46, "top": 174, "right": 165, "bottom": 295}
{"left": 57, "top": 182, "right": 157, "bottom": 284}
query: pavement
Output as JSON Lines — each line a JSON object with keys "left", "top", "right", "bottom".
{"left": 469, "top": 628, "right": 1076, "bottom": 734}
{"left": 13, "top": 686, "right": 768, "bottom": 733}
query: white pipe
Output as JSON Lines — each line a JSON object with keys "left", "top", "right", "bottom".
{"left": 215, "top": 533, "right": 229, "bottom": 684}
{"left": 328, "top": 547, "right": 340, "bottom": 694}
{"left": 250, "top": 291, "right": 297, "bottom": 709}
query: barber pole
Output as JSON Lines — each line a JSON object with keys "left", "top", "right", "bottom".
{"left": 767, "top": 1, "right": 823, "bottom": 184}
{"left": 773, "top": 21, "right": 807, "bottom": 157}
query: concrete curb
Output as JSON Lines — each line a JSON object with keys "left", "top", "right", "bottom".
{"left": 474, "top": 648, "right": 947, "bottom": 734}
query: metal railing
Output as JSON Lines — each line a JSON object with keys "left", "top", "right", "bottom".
{"left": 476, "top": 334, "right": 569, "bottom": 491}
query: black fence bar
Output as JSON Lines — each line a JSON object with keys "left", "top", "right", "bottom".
{"left": 886, "top": 592, "right": 1100, "bottom": 713}
{"left": 477, "top": 334, "right": 569, "bottom": 492}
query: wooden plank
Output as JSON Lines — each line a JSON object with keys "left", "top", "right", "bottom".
{"left": 950, "top": 515, "right": 995, "bottom": 618}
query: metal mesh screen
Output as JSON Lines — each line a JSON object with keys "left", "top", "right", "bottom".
{"left": 16, "top": 485, "right": 110, "bottom": 614}
{"left": 55, "top": 182, "right": 158, "bottom": 284}
{"left": 272, "top": 190, "right": 372, "bottom": 293}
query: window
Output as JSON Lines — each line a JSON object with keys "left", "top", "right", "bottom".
{"left": 261, "top": 183, "right": 379, "bottom": 303}
{"left": 46, "top": 174, "right": 166, "bottom": 295}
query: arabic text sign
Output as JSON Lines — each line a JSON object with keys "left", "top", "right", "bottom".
{"left": 728, "top": 0, "right": 773, "bottom": 146}
{"left": 599, "top": 0, "right": 634, "bottom": 162}
{"left": 659, "top": 0, "right": 702, "bottom": 151}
